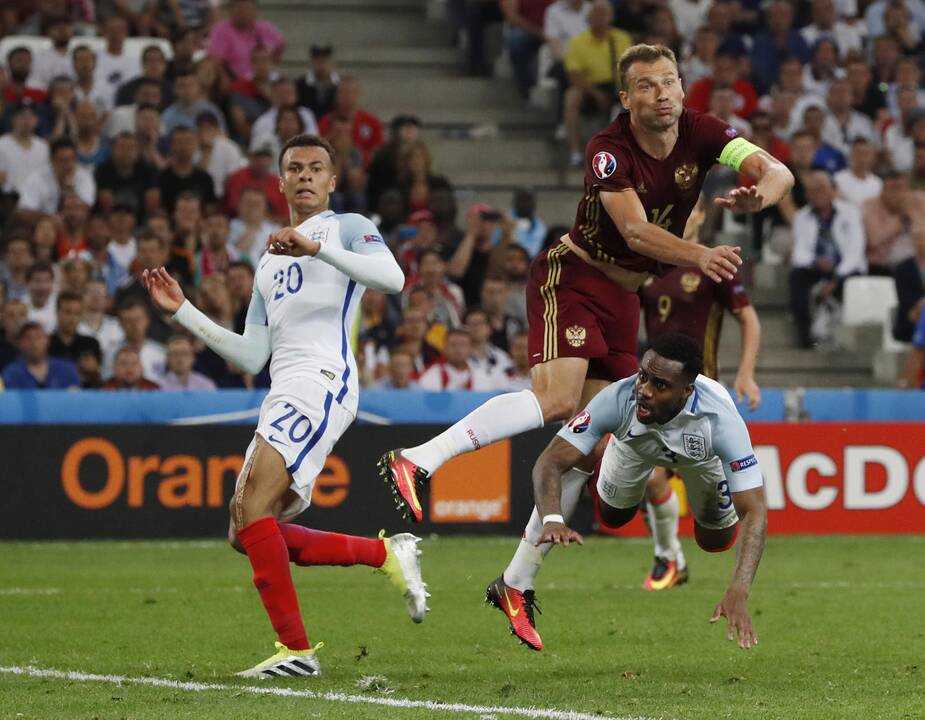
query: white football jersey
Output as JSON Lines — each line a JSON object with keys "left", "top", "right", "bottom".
{"left": 246, "top": 210, "right": 390, "bottom": 415}
{"left": 559, "top": 374, "right": 764, "bottom": 493}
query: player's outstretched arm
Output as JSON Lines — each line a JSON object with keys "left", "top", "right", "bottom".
{"left": 143, "top": 267, "right": 271, "bottom": 374}
{"left": 532, "top": 437, "right": 586, "bottom": 546}
{"left": 732, "top": 305, "right": 762, "bottom": 410}
{"left": 601, "top": 190, "right": 742, "bottom": 283}
{"left": 268, "top": 226, "right": 404, "bottom": 294}
{"left": 710, "top": 486, "right": 768, "bottom": 650}
{"left": 715, "top": 149, "right": 794, "bottom": 214}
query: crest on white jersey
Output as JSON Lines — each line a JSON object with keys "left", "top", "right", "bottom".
{"left": 683, "top": 433, "right": 707, "bottom": 460}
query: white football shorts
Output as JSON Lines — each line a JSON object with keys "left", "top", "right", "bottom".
{"left": 596, "top": 435, "right": 738, "bottom": 530}
{"left": 237, "top": 377, "right": 354, "bottom": 521}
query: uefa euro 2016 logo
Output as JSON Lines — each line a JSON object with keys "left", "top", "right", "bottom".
{"left": 592, "top": 151, "right": 617, "bottom": 179}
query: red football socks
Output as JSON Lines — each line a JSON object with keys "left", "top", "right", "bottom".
{"left": 238, "top": 517, "right": 309, "bottom": 651}
{"left": 280, "top": 524, "right": 386, "bottom": 568}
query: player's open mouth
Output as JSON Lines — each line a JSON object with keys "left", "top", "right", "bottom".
{"left": 637, "top": 404, "right": 653, "bottom": 420}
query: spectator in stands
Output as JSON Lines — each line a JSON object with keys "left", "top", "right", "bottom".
{"left": 0, "top": 236, "right": 33, "bottom": 301}
{"left": 501, "top": 244, "right": 530, "bottom": 324}
{"left": 226, "top": 261, "right": 255, "bottom": 332}
{"left": 367, "top": 114, "right": 421, "bottom": 214}
{"left": 3, "top": 47, "right": 46, "bottom": 106}
{"left": 0, "top": 101, "right": 49, "bottom": 199}
{"left": 357, "top": 289, "right": 396, "bottom": 386}
{"left": 195, "top": 110, "right": 244, "bottom": 200}
{"left": 75, "top": 344, "right": 103, "bottom": 388}
{"left": 72, "top": 45, "right": 115, "bottom": 116}
{"left": 542, "top": 0, "right": 590, "bottom": 126}
{"left": 496, "top": 330, "right": 531, "bottom": 389}
{"left": 428, "top": 186, "right": 464, "bottom": 254}
{"left": 862, "top": 171, "right": 925, "bottom": 276}
{"left": 680, "top": 28, "right": 719, "bottom": 89}
{"left": 509, "top": 188, "right": 546, "bottom": 258}
{"left": 2, "top": 321, "right": 79, "bottom": 389}
{"left": 102, "top": 345, "right": 160, "bottom": 390}
{"left": 73, "top": 101, "right": 110, "bottom": 169}
{"left": 37, "top": 75, "right": 78, "bottom": 140}
{"left": 887, "top": 58, "right": 925, "bottom": 119}
{"left": 465, "top": 307, "right": 512, "bottom": 381}
{"left": 418, "top": 328, "right": 492, "bottom": 390}
{"left": 885, "top": 97, "right": 925, "bottom": 173}
{"left": 114, "top": 230, "right": 174, "bottom": 341}
{"left": 17, "top": 137, "right": 96, "bottom": 221}
{"left": 668, "top": 0, "right": 709, "bottom": 39}
{"left": 32, "top": 15, "right": 75, "bottom": 90}
{"left": 318, "top": 77, "right": 383, "bottom": 167}
{"left": 199, "top": 274, "right": 236, "bottom": 330}
{"left": 107, "top": 79, "right": 163, "bottom": 138}
{"left": 253, "top": 105, "right": 307, "bottom": 162}
{"left": 56, "top": 192, "right": 89, "bottom": 258}
{"left": 789, "top": 171, "right": 867, "bottom": 348}
{"left": 867, "top": 0, "right": 925, "bottom": 37}
{"left": 395, "top": 306, "right": 441, "bottom": 375}
{"left": 94, "top": 132, "right": 160, "bottom": 219}
{"left": 821, "top": 77, "right": 875, "bottom": 156}
{"left": 115, "top": 45, "right": 173, "bottom": 109}
{"left": 801, "top": 0, "right": 863, "bottom": 57}
{"left": 162, "top": 71, "right": 226, "bottom": 137}
{"left": 397, "top": 140, "right": 451, "bottom": 215}
{"left": 160, "top": 334, "right": 217, "bottom": 390}
{"left": 562, "top": 0, "right": 632, "bottom": 165}
{"left": 370, "top": 348, "right": 417, "bottom": 390}
{"left": 799, "top": 105, "right": 846, "bottom": 173}
{"left": 60, "top": 254, "right": 92, "bottom": 296}
{"left": 159, "top": 126, "right": 216, "bottom": 212}
{"left": 749, "top": 1, "right": 810, "bottom": 95}
{"left": 113, "top": 297, "right": 166, "bottom": 381}
{"left": 802, "top": 38, "right": 843, "bottom": 98}
{"left": 911, "top": 142, "right": 925, "bottom": 191}
{"left": 224, "top": 142, "right": 287, "bottom": 221}
{"left": 227, "top": 45, "right": 275, "bottom": 130}
{"left": 834, "top": 138, "right": 882, "bottom": 209}
{"left": 297, "top": 44, "right": 340, "bottom": 120}
{"left": 845, "top": 56, "right": 886, "bottom": 121}
{"left": 167, "top": 192, "right": 203, "bottom": 284}
{"left": 32, "top": 217, "right": 57, "bottom": 265}
{"left": 406, "top": 248, "right": 465, "bottom": 328}
{"left": 107, "top": 200, "right": 139, "bottom": 273}
{"left": 480, "top": 274, "right": 522, "bottom": 350}
{"left": 48, "top": 290, "right": 100, "bottom": 364}
{"left": 195, "top": 56, "right": 234, "bottom": 127}
{"left": 78, "top": 278, "right": 125, "bottom": 363}
{"left": 375, "top": 189, "right": 410, "bottom": 247}
{"left": 95, "top": 15, "right": 142, "bottom": 100}
{"left": 500, "top": 0, "right": 554, "bottom": 101}
{"left": 893, "top": 228, "right": 925, "bottom": 342}
{"left": 0, "top": 300, "right": 28, "bottom": 370}
{"left": 686, "top": 45, "right": 758, "bottom": 119}
{"left": 326, "top": 116, "right": 368, "bottom": 213}
{"left": 252, "top": 77, "right": 319, "bottom": 141}
{"left": 195, "top": 207, "right": 232, "bottom": 285}
{"left": 24, "top": 263, "right": 57, "bottom": 334}
{"left": 80, "top": 215, "right": 119, "bottom": 298}
{"left": 228, "top": 185, "right": 278, "bottom": 268}
{"left": 710, "top": 86, "right": 752, "bottom": 137}
{"left": 207, "top": 0, "right": 284, "bottom": 81}
{"left": 882, "top": 0, "right": 923, "bottom": 55}
{"left": 459, "top": 0, "right": 505, "bottom": 77}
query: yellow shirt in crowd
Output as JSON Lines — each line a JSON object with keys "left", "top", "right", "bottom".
{"left": 565, "top": 28, "right": 633, "bottom": 87}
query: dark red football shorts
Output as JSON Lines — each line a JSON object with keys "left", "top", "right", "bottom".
{"left": 526, "top": 242, "right": 640, "bottom": 382}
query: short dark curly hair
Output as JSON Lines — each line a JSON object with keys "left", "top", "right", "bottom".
{"left": 278, "top": 134, "right": 337, "bottom": 172}
{"left": 647, "top": 333, "right": 703, "bottom": 382}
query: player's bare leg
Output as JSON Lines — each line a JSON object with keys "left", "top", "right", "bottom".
{"left": 489, "top": 379, "right": 609, "bottom": 651}
{"left": 379, "top": 357, "right": 589, "bottom": 522}
{"left": 642, "top": 468, "right": 688, "bottom": 590}
{"left": 694, "top": 521, "right": 739, "bottom": 553}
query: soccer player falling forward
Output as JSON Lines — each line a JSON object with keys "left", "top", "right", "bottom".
{"left": 378, "top": 44, "right": 791, "bottom": 641}
{"left": 636, "top": 200, "right": 762, "bottom": 591}
{"left": 143, "top": 134, "right": 427, "bottom": 679}
{"left": 529, "top": 333, "right": 767, "bottom": 651}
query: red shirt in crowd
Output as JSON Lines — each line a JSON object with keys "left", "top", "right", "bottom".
{"left": 224, "top": 169, "right": 288, "bottom": 219}
{"left": 685, "top": 78, "right": 759, "bottom": 119}
{"left": 318, "top": 109, "right": 384, "bottom": 167}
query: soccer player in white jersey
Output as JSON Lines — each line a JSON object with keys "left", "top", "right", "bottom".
{"left": 487, "top": 333, "right": 767, "bottom": 652}
{"left": 142, "top": 134, "right": 428, "bottom": 679}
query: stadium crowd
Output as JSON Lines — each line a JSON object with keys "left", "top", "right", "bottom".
{"left": 0, "top": 0, "right": 924, "bottom": 391}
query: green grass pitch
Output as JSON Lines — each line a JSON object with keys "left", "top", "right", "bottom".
{"left": 1, "top": 535, "right": 922, "bottom": 720}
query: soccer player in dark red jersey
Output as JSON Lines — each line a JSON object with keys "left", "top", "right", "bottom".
{"left": 636, "top": 202, "right": 763, "bottom": 591}
{"left": 379, "top": 44, "right": 793, "bottom": 649}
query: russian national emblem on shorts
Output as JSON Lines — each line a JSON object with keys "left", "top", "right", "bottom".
{"left": 681, "top": 272, "right": 701, "bottom": 294}
{"left": 682, "top": 433, "right": 707, "bottom": 460}
{"left": 565, "top": 325, "right": 587, "bottom": 347}
{"left": 674, "top": 162, "right": 698, "bottom": 190}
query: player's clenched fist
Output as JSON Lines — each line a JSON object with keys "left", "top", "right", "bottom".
{"left": 698, "top": 245, "right": 742, "bottom": 283}
{"left": 142, "top": 267, "right": 185, "bottom": 314}
{"left": 267, "top": 227, "right": 320, "bottom": 257}
{"left": 538, "top": 521, "right": 584, "bottom": 547}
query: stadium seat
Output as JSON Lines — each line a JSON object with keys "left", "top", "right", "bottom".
{"left": 67, "top": 36, "right": 105, "bottom": 56}
{"left": 0, "top": 35, "right": 52, "bottom": 62}
{"left": 124, "top": 37, "right": 174, "bottom": 61}
{"left": 841, "top": 276, "right": 898, "bottom": 327}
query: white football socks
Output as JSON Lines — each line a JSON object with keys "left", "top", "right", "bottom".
{"left": 403, "top": 389, "right": 544, "bottom": 473}
{"left": 647, "top": 488, "right": 684, "bottom": 566}
{"left": 503, "top": 467, "right": 591, "bottom": 592}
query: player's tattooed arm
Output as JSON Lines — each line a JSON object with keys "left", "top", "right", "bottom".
{"left": 710, "top": 486, "right": 767, "bottom": 649}
{"left": 532, "top": 437, "right": 586, "bottom": 546}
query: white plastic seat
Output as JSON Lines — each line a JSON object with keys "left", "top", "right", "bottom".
{"left": 841, "top": 276, "right": 898, "bottom": 326}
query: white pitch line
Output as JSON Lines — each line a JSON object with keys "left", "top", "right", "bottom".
{"left": 0, "top": 665, "right": 651, "bottom": 720}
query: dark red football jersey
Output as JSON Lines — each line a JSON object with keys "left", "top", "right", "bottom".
{"left": 569, "top": 109, "right": 738, "bottom": 275}
{"left": 639, "top": 266, "right": 750, "bottom": 378}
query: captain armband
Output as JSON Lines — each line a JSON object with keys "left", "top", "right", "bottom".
{"left": 717, "top": 137, "right": 762, "bottom": 172}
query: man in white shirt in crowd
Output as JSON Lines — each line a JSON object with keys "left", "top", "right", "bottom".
{"left": 418, "top": 328, "right": 493, "bottom": 391}
{"left": 111, "top": 297, "right": 166, "bottom": 381}
{"left": 159, "top": 334, "right": 217, "bottom": 390}
{"left": 229, "top": 185, "right": 280, "bottom": 268}
{"left": 95, "top": 14, "right": 141, "bottom": 100}
{"left": 497, "top": 331, "right": 532, "bottom": 390}
{"left": 371, "top": 349, "right": 418, "bottom": 390}
{"left": 31, "top": 15, "right": 76, "bottom": 89}
{"left": 17, "top": 138, "right": 96, "bottom": 221}
{"left": 24, "top": 264, "right": 58, "bottom": 334}
{"left": 252, "top": 77, "right": 319, "bottom": 140}
{"left": 834, "top": 138, "right": 882, "bottom": 209}
{"left": 0, "top": 101, "right": 49, "bottom": 198}
{"left": 821, "top": 78, "right": 875, "bottom": 156}
{"left": 465, "top": 307, "right": 512, "bottom": 384}
{"left": 800, "top": 0, "right": 864, "bottom": 58}
{"left": 78, "top": 278, "right": 125, "bottom": 363}
{"left": 72, "top": 45, "right": 115, "bottom": 116}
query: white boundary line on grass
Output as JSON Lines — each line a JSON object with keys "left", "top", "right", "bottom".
{"left": 0, "top": 666, "right": 652, "bottom": 720}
